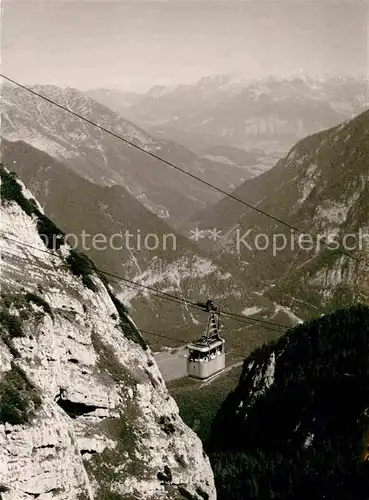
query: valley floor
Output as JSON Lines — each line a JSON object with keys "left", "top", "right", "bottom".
{"left": 154, "top": 348, "right": 187, "bottom": 381}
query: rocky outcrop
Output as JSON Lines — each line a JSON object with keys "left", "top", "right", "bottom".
{"left": 0, "top": 168, "right": 216, "bottom": 499}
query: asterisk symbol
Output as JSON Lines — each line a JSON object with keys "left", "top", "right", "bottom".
{"left": 208, "top": 228, "right": 223, "bottom": 242}
{"left": 189, "top": 228, "right": 204, "bottom": 241}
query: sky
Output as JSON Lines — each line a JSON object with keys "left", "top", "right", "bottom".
{"left": 1, "top": 0, "right": 368, "bottom": 92}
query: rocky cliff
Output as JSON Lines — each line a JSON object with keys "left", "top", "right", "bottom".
{"left": 0, "top": 166, "right": 216, "bottom": 500}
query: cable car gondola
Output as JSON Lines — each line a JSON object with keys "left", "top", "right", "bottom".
{"left": 186, "top": 299, "right": 225, "bottom": 379}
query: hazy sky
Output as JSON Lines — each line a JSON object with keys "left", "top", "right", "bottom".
{"left": 1, "top": 0, "right": 368, "bottom": 92}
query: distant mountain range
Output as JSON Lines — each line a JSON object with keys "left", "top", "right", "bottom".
{"left": 2, "top": 83, "right": 241, "bottom": 228}
{"left": 89, "top": 75, "right": 367, "bottom": 154}
{"left": 87, "top": 75, "right": 247, "bottom": 127}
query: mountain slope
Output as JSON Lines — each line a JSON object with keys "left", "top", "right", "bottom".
{"left": 1, "top": 138, "right": 191, "bottom": 273}
{"left": 193, "top": 109, "right": 369, "bottom": 316}
{"left": 1, "top": 83, "right": 230, "bottom": 227}
{"left": 207, "top": 305, "right": 369, "bottom": 500}
{"left": 2, "top": 139, "right": 294, "bottom": 359}
{"left": 0, "top": 166, "right": 216, "bottom": 499}
{"left": 1, "top": 139, "right": 252, "bottom": 350}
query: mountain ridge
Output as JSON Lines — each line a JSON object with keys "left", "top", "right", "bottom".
{"left": 1, "top": 83, "right": 234, "bottom": 228}
{"left": 191, "top": 108, "right": 369, "bottom": 317}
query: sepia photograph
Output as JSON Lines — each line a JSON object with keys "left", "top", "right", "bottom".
{"left": 0, "top": 1, "right": 368, "bottom": 498}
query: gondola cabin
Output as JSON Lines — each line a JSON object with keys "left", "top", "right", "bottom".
{"left": 187, "top": 299, "right": 226, "bottom": 380}
{"left": 187, "top": 337, "right": 225, "bottom": 379}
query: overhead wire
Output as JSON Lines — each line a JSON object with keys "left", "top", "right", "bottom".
{"left": 1, "top": 234, "right": 258, "bottom": 360}
{"left": 0, "top": 73, "right": 364, "bottom": 265}
{"left": 0, "top": 233, "right": 286, "bottom": 334}
{"left": 2, "top": 76, "right": 363, "bottom": 367}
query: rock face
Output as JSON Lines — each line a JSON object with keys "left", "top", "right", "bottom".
{"left": 0, "top": 167, "right": 216, "bottom": 499}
